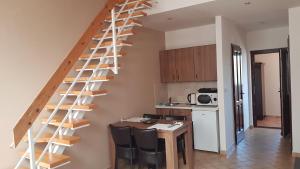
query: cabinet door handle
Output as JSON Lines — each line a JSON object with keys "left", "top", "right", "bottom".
{"left": 196, "top": 74, "right": 198, "bottom": 79}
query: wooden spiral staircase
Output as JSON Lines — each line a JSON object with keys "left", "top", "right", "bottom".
{"left": 11, "top": 0, "right": 152, "bottom": 168}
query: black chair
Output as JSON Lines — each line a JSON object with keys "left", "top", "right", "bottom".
{"left": 143, "top": 114, "right": 163, "bottom": 120}
{"left": 133, "top": 128, "right": 165, "bottom": 169}
{"left": 164, "top": 115, "right": 187, "bottom": 165}
{"left": 109, "top": 125, "right": 137, "bottom": 169}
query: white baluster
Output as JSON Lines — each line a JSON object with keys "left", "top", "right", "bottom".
{"left": 28, "top": 128, "right": 36, "bottom": 169}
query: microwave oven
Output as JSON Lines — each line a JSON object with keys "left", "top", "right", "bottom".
{"left": 196, "top": 93, "right": 218, "bottom": 106}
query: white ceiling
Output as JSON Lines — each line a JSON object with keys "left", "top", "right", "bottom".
{"left": 143, "top": 0, "right": 300, "bottom": 32}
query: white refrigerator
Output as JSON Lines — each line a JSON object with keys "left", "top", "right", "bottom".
{"left": 192, "top": 109, "right": 219, "bottom": 153}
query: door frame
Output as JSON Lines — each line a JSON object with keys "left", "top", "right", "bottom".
{"left": 250, "top": 48, "right": 290, "bottom": 133}
{"left": 231, "top": 44, "right": 245, "bottom": 145}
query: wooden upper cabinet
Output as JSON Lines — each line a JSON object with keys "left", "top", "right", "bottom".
{"left": 194, "top": 44, "right": 217, "bottom": 81}
{"left": 175, "top": 48, "right": 195, "bottom": 82}
{"left": 194, "top": 46, "right": 205, "bottom": 81}
{"left": 203, "top": 44, "right": 217, "bottom": 81}
{"left": 160, "top": 50, "right": 176, "bottom": 83}
{"left": 159, "top": 44, "right": 217, "bottom": 83}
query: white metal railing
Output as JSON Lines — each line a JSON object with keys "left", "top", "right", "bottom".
{"left": 14, "top": 0, "right": 146, "bottom": 168}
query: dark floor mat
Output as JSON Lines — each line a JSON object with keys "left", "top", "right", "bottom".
{"left": 295, "top": 158, "right": 300, "bottom": 169}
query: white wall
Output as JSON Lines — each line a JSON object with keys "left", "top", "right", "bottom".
{"left": 247, "top": 26, "right": 289, "bottom": 51}
{"left": 147, "top": 0, "right": 214, "bottom": 15}
{"left": 289, "top": 6, "right": 300, "bottom": 155}
{"left": 216, "top": 16, "right": 250, "bottom": 153}
{"left": 255, "top": 53, "right": 281, "bottom": 117}
{"left": 165, "top": 24, "right": 216, "bottom": 50}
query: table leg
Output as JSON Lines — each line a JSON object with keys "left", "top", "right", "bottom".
{"left": 185, "top": 123, "right": 194, "bottom": 169}
{"left": 165, "top": 133, "right": 178, "bottom": 169}
{"left": 109, "top": 132, "right": 116, "bottom": 169}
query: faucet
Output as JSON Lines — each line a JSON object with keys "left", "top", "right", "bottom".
{"left": 168, "top": 97, "right": 172, "bottom": 105}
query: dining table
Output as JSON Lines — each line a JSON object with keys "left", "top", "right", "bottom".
{"left": 109, "top": 118, "right": 194, "bottom": 169}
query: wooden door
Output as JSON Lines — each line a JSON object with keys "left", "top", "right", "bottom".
{"left": 231, "top": 44, "right": 245, "bottom": 145}
{"left": 175, "top": 48, "right": 195, "bottom": 82}
{"left": 279, "top": 48, "right": 291, "bottom": 137}
{"left": 160, "top": 50, "right": 176, "bottom": 83}
{"left": 203, "top": 45, "right": 217, "bottom": 81}
{"left": 253, "top": 63, "right": 264, "bottom": 123}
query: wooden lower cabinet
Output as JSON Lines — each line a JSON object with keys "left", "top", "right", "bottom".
{"left": 156, "top": 108, "right": 192, "bottom": 121}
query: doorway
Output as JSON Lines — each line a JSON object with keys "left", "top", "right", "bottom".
{"left": 250, "top": 48, "right": 291, "bottom": 137}
{"left": 231, "top": 44, "right": 245, "bottom": 144}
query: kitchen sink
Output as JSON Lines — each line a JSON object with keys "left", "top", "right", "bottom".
{"left": 164, "top": 103, "right": 180, "bottom": 106}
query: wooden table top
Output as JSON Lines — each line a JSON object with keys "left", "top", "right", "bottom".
{"left": 112, "top": 119, "right": 192, "bottom": 137}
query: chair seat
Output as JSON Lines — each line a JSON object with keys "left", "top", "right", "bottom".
{"left": 138, "top": 149, "right": 165, "bottom": 166}
{"left": 117, "top": 146, "right": 137, "bottom": 160}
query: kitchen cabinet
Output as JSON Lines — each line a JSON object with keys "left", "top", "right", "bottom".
{"left": 201, "top": 44, "right": 217, "bottom": 81}
{"left": 175, "top": 48, "right": 195, "bottom": 82}
{"left": 159, "top": 50, "right": 176, "bottom": 83}
{"left": 171, "top": 109, "right": 192, "bottom": 121}
{"left": 159, "top": 44, "right": 217, "bottom": 83}
{"left": 156, "top": 108, "right": 192, "bottom": 121}
{"left": 156, "top": 108, "right": 172, "bottom": 116}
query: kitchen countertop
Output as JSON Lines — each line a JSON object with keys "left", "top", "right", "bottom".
{"left": 155, "top": 103, "right": 219, "bottom": 111}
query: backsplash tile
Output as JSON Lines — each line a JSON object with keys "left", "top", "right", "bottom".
{"left": 167, "top": 82, "right": 217, "bottom": 103}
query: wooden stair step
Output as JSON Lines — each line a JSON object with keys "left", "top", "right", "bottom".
{"left": 93, "top": 29, "right": 135, "bottom": 40}
{"left": 36, "top": 133, "right": 80, "bottom": 146}
{"left": 117, "top": 0, "right": 151, "bottom": 6}
{"left": 106, "top": 11, "right": 147, "bottom": 21}
{"left": 103, "top": 19, "right": 142, "bottom": 31}
{"left": 75, "top": 64, "right": 120, "bottom": 71}
{"left": 59, "top": 89, "right": 108, "bottom": 97}
{"left": 79, "top": 51, "right": 126, "bottom": 60}
{"left": 42, "top": 117, "right": 90, "bottom": 129}
{"left": 119, "top": 0, "right": 152, "bottom": 12}
{"left": 23, "top": 149, "right": 70, "bottom": 168}
{"left": 90, "top": 40, "right": 133, "bottom": 49}
{"left": 63, "top": 76, "right": 114, "bottom": 83}
{"left": 46, "top": 104, "right": 96, "bottom": 111}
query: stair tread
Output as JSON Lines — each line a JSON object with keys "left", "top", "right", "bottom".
{"left": 106, "top": 11, "right": 147, "bottom": 21}
{"left": 103, "top": 19, "right": 142, "bottom": 31}
{"left": 37, "top": 133, "right": 80, "bottom": 146}
{"left": 90, "top": 40, "right": 133, "bottom": 49}
{"left": 23, "top": 149, "right": 70, "bottom": 168}
{"left": 42, "top": 117, "right": 90, "bottom": 129}
{"left": 76, "top": 64, "right": 120, "bottom": 71}
{"left": 120, "top": 0, "right": 152, "bottom": 11}
{"left": 63, "top": 76, "right": 114, "bottom": 83}
{"left": 59, "top": 89, "right": 108, "bottom": 96}
{"left": 46, "top": 104, "right": 96, "bottom": 111}
{"left": 117, "top": 0, "right": 151, "bottom": 6}
{"left": 94, "top": 29, "right": 135, "bottom": 39}
{"left": 115, "top": 19, "right": 142, "bottom": 27}
{"left": 79, "top": 51, "right": 126, "bottom": 60}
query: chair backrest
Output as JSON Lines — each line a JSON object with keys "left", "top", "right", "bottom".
{"left": 133, "top": 128, "right": 158, "bottom": 152}
{"left": 143, "top": 114, "right": 163, "bottom": 120}
{"left": 109, "top": 125, "right": 132, "bottom": 147}
{"left": 164, "top": 115, "right": 186, "bottom": 121}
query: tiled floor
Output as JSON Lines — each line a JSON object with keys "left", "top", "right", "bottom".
{"left": 122, "top": 128, "right": 294, "bottom": 169}
{"left": 257, "top": 116, "right": 281, "bottom": 128}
